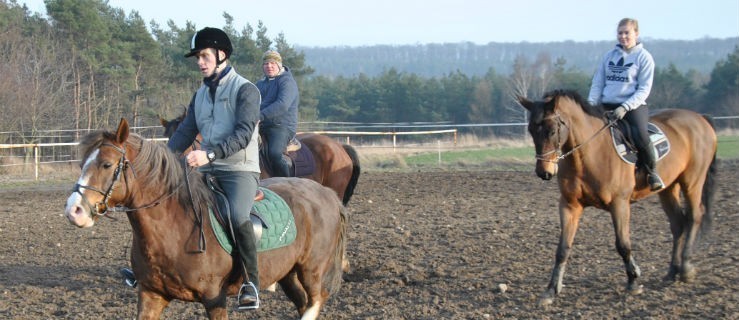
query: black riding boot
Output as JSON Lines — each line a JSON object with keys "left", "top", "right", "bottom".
{"left": 643, "top": 141, "right": 665, "bottom": 191}
{"left": 234, "top": 221, "right": 260, "bottom": 310}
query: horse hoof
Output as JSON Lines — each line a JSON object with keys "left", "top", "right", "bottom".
{"left": 342, "top": 259, "right": 351, "bottom": 273}
{"left": 538, "top": 294, "right": 554, "bottom": 307}
{"left": 538, "top": 297, "right": 553, "bottom": 307}
{"left": 680, "top": 271, "right": 696, "bottom": 283}
{"left": 627, "top": 284, "right": 644, "bottom": 295}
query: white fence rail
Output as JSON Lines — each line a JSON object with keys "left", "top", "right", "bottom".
{"left": 0, "top": 142, "right": 79, "bottom": 180}
{"left": 308, "top": 129, "right": 458, "bottom": 149}
{"left": 0, "top": 129, "right": 457, "bottom": 180}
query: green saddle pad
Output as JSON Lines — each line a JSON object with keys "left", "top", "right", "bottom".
{"left": 209, "top": 187, "right": 296, "bottom": 253}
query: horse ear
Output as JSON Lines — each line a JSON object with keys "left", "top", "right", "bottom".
{"left": 159, "top": 115, "right": 168, "bottom": 127}
{"left": 518, "top": 96, "right": 534, "bottom": 111}
{"left": 115, "top": 118, "right": 130, "bottom": 144}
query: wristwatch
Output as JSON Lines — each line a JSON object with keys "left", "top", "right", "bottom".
{"left": 206, "top": 150, "right": 216, "bottom": 163}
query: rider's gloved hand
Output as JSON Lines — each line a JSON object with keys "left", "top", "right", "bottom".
{"left": 606, "top": 105, "right": 628, "bottom": 121}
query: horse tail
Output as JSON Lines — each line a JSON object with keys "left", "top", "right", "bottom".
{"left": 324, "top": 205, "right": 349, "bottom": 295}
{"left": 699, "top": 114, "right": 718, "bottom": 237}
{"left": 341, "top": 144, "right": 361, "bottom": 206}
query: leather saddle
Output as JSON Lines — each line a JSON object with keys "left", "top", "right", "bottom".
{"left": 204, "top": 174, "right": 268, "bottom": 243}
{"left": 610, "top": 122, "right": 670, "bottom": 165}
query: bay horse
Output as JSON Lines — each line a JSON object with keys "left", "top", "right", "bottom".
{"left": 160, "top": 114, "right": 361, "bottom": 206}
{"left": 518, "top": 90, "right": 717, "bottom": 306}
{"left": 64, "top": 118, "right": 347, "bottom": 319}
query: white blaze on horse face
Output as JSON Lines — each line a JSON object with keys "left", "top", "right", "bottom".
{"left": 64, "top": 149, "right": 99, "bottom": 228}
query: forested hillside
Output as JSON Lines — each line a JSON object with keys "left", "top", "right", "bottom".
{"left": 300, "top": 38, "right": 739, "bottom": 77}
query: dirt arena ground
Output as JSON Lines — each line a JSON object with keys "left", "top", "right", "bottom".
{"left": 0, "top": 161, "right": 736, "bottom": 319}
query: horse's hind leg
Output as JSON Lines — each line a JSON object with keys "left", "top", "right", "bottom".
{"left": 296, "top": 269, "right": 328, "bottom": 320}
{"left": 677, "top": 181, "right": 708, "bottom": 283}
{"left": 658, "top": 185, "right": 687, "bottom": 282}
{"left": 279, "top": 272, "right": 308, "bottom": 315}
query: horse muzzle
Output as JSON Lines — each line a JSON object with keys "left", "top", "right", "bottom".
{"left": 64, "top": 193, "right": 96, "bottom": 228}
{"left": 536, "top": 161, "right": 558, "bottom": 180}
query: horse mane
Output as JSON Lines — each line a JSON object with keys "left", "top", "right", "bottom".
{"left": 78, "top": 131, "right": 213, "bottom": 212}
{"left": 543, "top": 89, "right": 605, "bottom": 119}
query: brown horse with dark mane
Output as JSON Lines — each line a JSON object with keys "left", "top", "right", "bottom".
{"left": 518, "top": 90, "right": 717, "bottom": 306}
{"left": 160, "top": 113, "right": 361, "bottom": 206}
{"left": 64, "top": 119, "right": 347, "bottom": 319}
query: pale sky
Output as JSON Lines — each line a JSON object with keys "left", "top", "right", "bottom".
{"left": 18, "top": 0, "right": 739, "bottom": 47}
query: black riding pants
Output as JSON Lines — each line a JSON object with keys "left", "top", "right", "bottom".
{"left": 605, "top": 103, "right": 654, "bottom": 168}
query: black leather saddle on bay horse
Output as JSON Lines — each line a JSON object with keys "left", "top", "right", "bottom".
{"left": 610, "top": 122, "right": 670, "bottom": 165}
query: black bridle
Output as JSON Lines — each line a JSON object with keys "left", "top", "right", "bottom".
{"left": 72, "top": 142, "right": 184, "bottom": 217}
{"left": 72, "top": 143, "right": 132, "bottom": 217}
{"left": 534, "top": 112, "right": 616, "bottom": 163}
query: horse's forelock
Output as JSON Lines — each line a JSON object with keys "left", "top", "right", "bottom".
{"left": 529, "top": 103, "right": 547, "bottom": 124}
{"left": 78, "top": 131, "right": 115, "bottom": 165}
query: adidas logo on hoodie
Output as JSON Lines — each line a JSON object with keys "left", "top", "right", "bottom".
{"left": 606, "top": 57, "right": 633, "bottom": 82}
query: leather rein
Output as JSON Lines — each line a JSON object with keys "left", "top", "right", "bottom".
{"left": 535, "top": 113, "right": 616, "bottom": 163}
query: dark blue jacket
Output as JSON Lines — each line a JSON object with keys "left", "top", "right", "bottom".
{"left": 256, "top": 67, "right": 299, "bottom": 133}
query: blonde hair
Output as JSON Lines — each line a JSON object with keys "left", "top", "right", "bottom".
{"left": 618, "top": 18, "right": 639, "bottom": 32}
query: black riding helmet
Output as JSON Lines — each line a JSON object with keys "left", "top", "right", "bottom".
{"left": 184, "top": 27, "right": 233, "bottom": 63}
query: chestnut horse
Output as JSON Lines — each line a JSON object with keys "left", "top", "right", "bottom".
{"left": 160, "top": 114, "right": 361, "bottom": 206}
{"left": 518, "top": 90, "right": 717, "bottom": 306}
{"left": 64, "top": 119, "right": 347, "bottom": 319}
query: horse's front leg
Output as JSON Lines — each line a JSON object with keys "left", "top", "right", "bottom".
{"left": 202, "top": 293, "right": 230, "bottom": 320}
{"left": 610, "top": 199, "right": 643, "bottom": 294}
{"left": 204, "top": 302, "right": 229, "bottom": 320}
{"left": 539, "top": 200, "right": 583, "bottom": 306}
{"left": 137, "top": 290, "right": 170, "bottom": 320}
